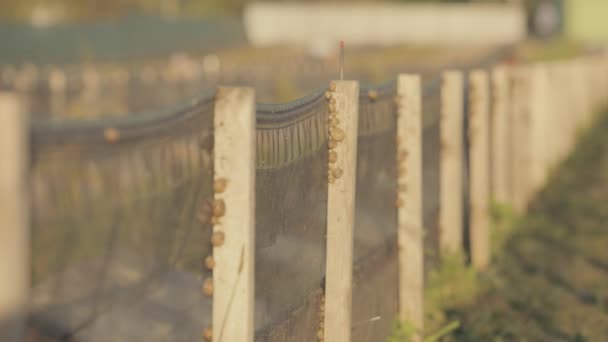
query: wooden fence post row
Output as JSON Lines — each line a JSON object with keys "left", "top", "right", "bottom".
{"left": 7, "top": 55, "right": 608, "bottom": 341}
{"left": 397, "top": 74, "right": 424, "bottom": 340}
{"left": 0, "top": 93, "right": 29, "bottom": 342}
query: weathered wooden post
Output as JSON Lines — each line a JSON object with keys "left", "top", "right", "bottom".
{"left": 0, "top": 93, "right": 29, "bottom": 342}
{"left": 509, "top": 66, "right": 531, "bottom": 213}
{"left": 212, "top": 87, "right": 256, "bottom": 342}
{"left": 529, "top": 64, "right": 550, "bottom": 193}
{"left": 439, "top": 71, "right": 464, "bottom": 256}
{"left": 468, "top": 70, "right": 491, "bottom": 271}
{"left": 324, "top": 80, "right": 359, "bottom": 342}
{"left": 490, "top": 65, "right": 510, "bottom": 205}
{"left": 396, "top": 74, "right": 423, "bottom": 340}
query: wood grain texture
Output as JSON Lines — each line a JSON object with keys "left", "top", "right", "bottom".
{"left": 397, "top": 74, "right": 423, "bottom": 340}
{"left": 490, "top": 66, "right": 510, "bottom": 205}
{"left": 529, "top": 64, "right": 550, "bottom": 194}
{"left": 468, "top": 70, "right": 491, "bottom": 271}
{"left": 0, "top": 93, "right": 28, "bottom": 342}
{"left": 439, "top": 71, "right": 464, "bottom": 256}
{"left": 509, "top": 67, "right": 531, "bottom": 213}
{"left": 324, "top": 80, "right": 359, "bottom": 342}
{"left": 213, "top": 87, "right": 256, "bottom": 342}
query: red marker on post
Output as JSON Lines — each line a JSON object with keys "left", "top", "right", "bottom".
{"left": 340, "top": 40, "right": 345, "bottom": 80}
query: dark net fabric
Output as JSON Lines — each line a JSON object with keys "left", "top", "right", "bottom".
{"left": 352, "top": 83, "right": 399, "bottom": 342}
{"left": 254, "top": 91, "right": 328, "bottom": 341}
{"left": 28, "top": 91, "right": 215, "bottom": 341}
{"left": 462, "top": 77, "right": 472, "bottom": 257}
{"left": 422, "top": 77, "right": 442, "bottom": 271}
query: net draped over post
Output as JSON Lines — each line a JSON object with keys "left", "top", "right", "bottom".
{"left": 254, "top": 90, "right": 329, "bottom": 341}
{"left": 29, "top": 91, "right": 215, "bottom": 341}
{"left": 351, "top": 82, "right": 399, "bottom": 342}
{"left": 421, "top": 77, "right": 442, "bottom": 270}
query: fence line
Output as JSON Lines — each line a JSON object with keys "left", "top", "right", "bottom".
{"left": 2, "top": 51, "right": 608, "bottom": 341}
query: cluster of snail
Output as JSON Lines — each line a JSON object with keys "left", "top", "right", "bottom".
{"left": 317, "top": 293, "right": 325, "bottom": 341}
{"left": 198, "top": 177, "right": 229, "bottom": 341}
{"left": 325, "top": 82, "right": 345, "bottom": 184}
{"left": 395, "top": 94, "right": 408, "bottom": 209}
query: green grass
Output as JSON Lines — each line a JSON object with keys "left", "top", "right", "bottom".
{"left": 447, "top": 109, "right": 608, "bottom": 340}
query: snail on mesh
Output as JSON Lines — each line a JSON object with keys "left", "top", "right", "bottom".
{"left": 211, "top": 231, "right": 225, "bottom": 246}
{"left": 104, "top": 128, "right": 120, "bottom": 143}
{"left": 204, "top": 255, "right": 215, "bottom": 270}
{"left": 214, "top": 178, "right": 228, "bottom": 193}
{"left": 203, "top": 327, "right": 212, "bottom": 341}
{"left": 212, "top": 199, "right": 226, "bottom": 217}
{"left": 202, "top": 278, "right": 214, "bottom": 296}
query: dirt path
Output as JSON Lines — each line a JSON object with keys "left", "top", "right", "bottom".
{"left": 451, "top": 110, "right": 608, "bottom": 341}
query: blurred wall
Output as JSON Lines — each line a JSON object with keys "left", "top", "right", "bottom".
{"left": 244, "top": 2, "right": 526, "bottom": 47}
{"left": 565, "top": 0, "right": 608, "bottom": 43}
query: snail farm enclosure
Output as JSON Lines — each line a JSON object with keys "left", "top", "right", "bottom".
{"left": 3, "top": 50, "right": 608, "bottom": 341}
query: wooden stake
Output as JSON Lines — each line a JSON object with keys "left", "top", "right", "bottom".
{"left": 397, "top": 74, "right": 423, "bottom": 340}
{"left": 529, "top": 64, "right": 550, "bottom": 193}
{"left": 509, "top": 67, "right": 531, "bottom": 213}
{"left": 324, "top": 80, "right": 358, "bottom": 342}
{"left": 213, "top": 87, "right": 255, "bottom": 342}
{"left": 0, "top": 93, "right": 28, "bottom": 341}
{"left": 468, "top": 70, "right": 491, "bottom": 271}
{"left": 490, "top": 66, "right": 510, "bottom": 205}
{"left": 439, "top": 71, "right": 464, "bottom": 255}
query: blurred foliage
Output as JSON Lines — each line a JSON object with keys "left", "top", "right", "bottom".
{"left": 516, "top": 38, "right": 584, "bottom": 62}
{"left": 425, "top": 252, "right": 479, "bottom": 336}
{"left": 449, "top": 109, "right": 608, "bottom": 340}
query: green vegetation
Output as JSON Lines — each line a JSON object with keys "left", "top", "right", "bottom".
{"left": 448, "top": 109, "right": 608, "bottom": 340}
{"left": 391, "top": 108, "right": 608, "bottom": 341}
{"left": 389, "top": 320, "right": 460, "bottom": 342}
{"left": 516, "top": 38, "right": 585, "bottom": 62}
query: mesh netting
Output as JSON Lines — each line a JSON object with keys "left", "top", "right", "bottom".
{"left": 28, "top": 91, "right": 215, "bottom": 341}
{"left": 462, "top": 77, "right": 472, "bottom": 257}
{"left": 254, "top": 90, "right": 329, "bottom": 341}
{"left": 421, "top": 77, "right": 442, "bottom": 270}
{"left": 352, "top": 82, "right": 399, "bottom": 341}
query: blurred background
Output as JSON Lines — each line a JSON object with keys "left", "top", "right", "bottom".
{"left": 4, "top": 1, "right": 608, "bottom": 342}
{"left": 1, "top": 0, "right": 597, "bottom": 118}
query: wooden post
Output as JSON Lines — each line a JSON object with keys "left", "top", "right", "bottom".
{"left": 509, "top": 67, "right": 531, "bottom": 213}
{"left": 490, "top": 66, "right": 510, "bottom": 205}
{"left": 324, "top": 80, "right": 358, "bottom": 342}
{"left": 0, "top": 93, "right": 28, "bottom": 342}
{"left": 529, "top": 64, "right": 550, "bottom": 193}
{"left": 468, "top": 70, "right": 491, "bottom": 271}
{"left": 212, "top": 87, "right": 255, "bottom": 342}
{"left": 397, "top": 74, "right": 423, "bottom": 340}
{"left": 439, "top": 71, "right": 464, "bottom": 255}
